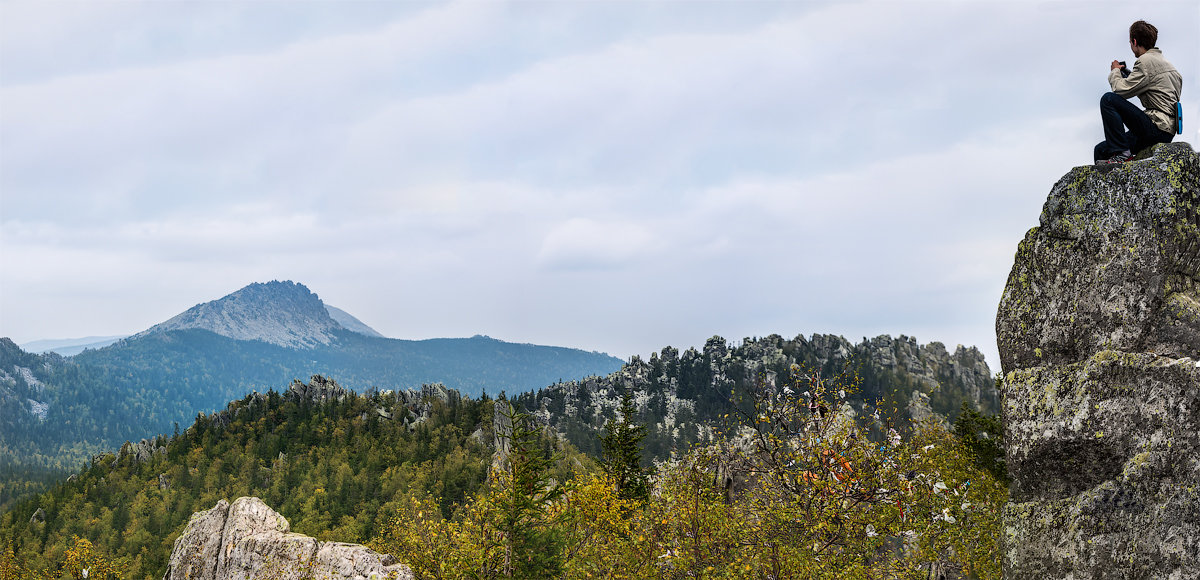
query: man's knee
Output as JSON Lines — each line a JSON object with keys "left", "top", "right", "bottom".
{"left": 1101, "top": 92, "right": 1121, "bottom": 106}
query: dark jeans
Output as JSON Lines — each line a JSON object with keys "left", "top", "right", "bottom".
{"left": 1094, "top": 92, "right": 1174, "bottom": 161}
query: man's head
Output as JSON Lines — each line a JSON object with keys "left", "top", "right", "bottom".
{"left": 1129, "top": 20, "right": 1157, "bottom": 53}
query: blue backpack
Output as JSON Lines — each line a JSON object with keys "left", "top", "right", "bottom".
{"left": 1177, "top": 102, "right": 1184, "bottom": 135}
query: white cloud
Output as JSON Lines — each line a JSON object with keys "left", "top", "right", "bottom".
{"left": 1, "top": 1, "right": 507, "bottom": 220}
{"left": 537, "top": 218, "right": 662, "bottom": 271}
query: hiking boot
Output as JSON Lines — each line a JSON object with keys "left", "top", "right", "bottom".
{"left": 1098, "top": 151, "right": 1134, "bottom": 164}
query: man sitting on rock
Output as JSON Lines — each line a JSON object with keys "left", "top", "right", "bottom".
{"left": 1094, "top": 20, "right": 1182, "bottom": 164}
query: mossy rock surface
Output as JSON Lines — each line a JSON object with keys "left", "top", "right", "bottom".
{"left": 996, "top": 142, "right": 1200, "bottom": 373}
{"left": 997, "top": 142, "right": 1200, "bottom": 579}
{"left": 1001, "top": 352, "right": 1199, "bottom": 494}
{"left": 1003, "top": 480, "right": 1200, "bottom": 580}
{"left": 1000, "top": 353, "right": 1200, "bottom": 579}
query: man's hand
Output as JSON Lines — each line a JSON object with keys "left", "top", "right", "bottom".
{"left": 1111, "top": 60, "right": 1124, "bottom": 71}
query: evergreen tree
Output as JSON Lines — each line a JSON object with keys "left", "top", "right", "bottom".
{"left": 493, "top": 400, "right": 565, "bottom": 578}
{"left": 953, "top": 401, "right": 1009, "bottom": 484}
{"left": 600, "top": 389, "right": 651, "bottom": 502}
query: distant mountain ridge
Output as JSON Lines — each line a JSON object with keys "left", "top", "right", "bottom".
{"left": 1, "top": 281, "right": 624, "bottom": 483}
{"left": 131, "top": 281, "right": 378, "bottom": 349}
{"left": 18, "top": 336, "right": 126, "bottom": 356}
{"left": 21, "top": 304, "right": 381, "bottom": 357}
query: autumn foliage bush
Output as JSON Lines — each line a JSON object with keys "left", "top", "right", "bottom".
{"left": 1, "top": 536, "right": 124, "bottom": 580}
{"left": 375, "top": 368, "right": 1007, "bottom": 579}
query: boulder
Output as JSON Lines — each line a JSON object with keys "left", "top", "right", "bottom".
{"left": 996, "top": 142, "right": 1200, "bottom": 579}
{"left": 997, "top": 142, "right": 1200, "bottom": 372}
{"left": 162, "top": 497, "right": 412, "bottom": 580}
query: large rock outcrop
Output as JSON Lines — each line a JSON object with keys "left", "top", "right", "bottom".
{"left": 162, "top": 497, "right": 412, "bottom": 580}
{"left": 996, "top": 142, "right": 1200, "bottom": 579}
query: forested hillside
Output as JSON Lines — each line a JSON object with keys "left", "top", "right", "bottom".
{"left": 0, "top": 329, "right": 621, "bottom": 505}
{"left": 1, "top": 368, "right": 1008, "bottom": 579}
{"left": 517, "top": 333, "right": 998, "bottom": 462}
{"left": 0, "top": 376, "right": 552, "bottom": 578}
{"left": 0, "top": 330, "right": 1009, "bottom": 579}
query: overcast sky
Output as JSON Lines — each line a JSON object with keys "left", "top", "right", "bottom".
{"left": 2, "top": 1, "right": 1197, "bottom": 374}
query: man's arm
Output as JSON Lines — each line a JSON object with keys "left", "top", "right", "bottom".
{"left": 1109, "top": 59, "right": 1150, "bottom": 97}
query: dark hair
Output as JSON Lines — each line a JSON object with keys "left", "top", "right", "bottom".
{"left": 1129, "top": 20, "right": 1157, "bottom": 49}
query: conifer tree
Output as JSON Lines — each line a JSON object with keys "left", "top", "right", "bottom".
{"left": 953, "top": 401, "right": 1009, "bottom": 484}
{"left": 600, "top": 389, "right": 651, "bottom": 502}
{"left": 493, "top": 400, "right": 565, "bottom": 578}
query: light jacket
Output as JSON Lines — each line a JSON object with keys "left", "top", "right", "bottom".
{"left": 1109, "top": 48, "right": 1183, "bottom": 134}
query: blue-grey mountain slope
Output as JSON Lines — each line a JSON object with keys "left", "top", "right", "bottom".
{"left": 19, "top": 336, "right": 126, "bottom": 356}
{"left": 132, "top": 281, "right": 351, "bottom": 348}
{"left": 324, "top": 304, "right": 384, "bottom": 338}
{"left": 20, "top": 286, "right": 380, "bottom": 355}
{"left": 0, "top": 281, "right": 623, "bottom": 481}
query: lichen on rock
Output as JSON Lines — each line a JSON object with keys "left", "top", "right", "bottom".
{"left": 998, "top": 142, "right": 1200, "bottom": 371}
{"left": 996, "top": 142, "right": 1200, "bottom": 579}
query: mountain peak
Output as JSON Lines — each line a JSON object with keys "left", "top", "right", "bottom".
{"left": 135, "top": 281, "right": 360, "bottom": 349}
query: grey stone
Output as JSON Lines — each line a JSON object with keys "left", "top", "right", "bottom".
{"left": 997, "top": 142, "right": 1200, "bottom": 372}
{"left": 164, "top": 499, "right": 229, "bottom": 580}
{"left": 997, "top": 142, "right": 1200, "bottom": 579}
{"left": 162, "top": 497, "right": 412, "bottom": 580}
{"left": 112, "top": 438, "right": 165, "bottom": 467}
{"left": 287, "top": 375, "right": 350, "bottom": 403}
{"left": 906, "top": 390, "right": 946, "bottom": 428}
{"left": 421, "top": 382, "right": 449, "bottom": 403}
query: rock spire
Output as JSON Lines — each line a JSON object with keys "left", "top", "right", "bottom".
{"left": 996, "top": 142, "right": 1200, "bottom": 578}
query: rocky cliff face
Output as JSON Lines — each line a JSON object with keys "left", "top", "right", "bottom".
{"left": 0, "top": 338, "right": 55, "bottom": 432}
{"left": 996, "top": 142, "right": 1200, "bottom": 579}
{"left": 521, "top": 332, "right": 997, "bottom": 462}
{"left": 163, "top": 496, "right": 412, "bottom": 580}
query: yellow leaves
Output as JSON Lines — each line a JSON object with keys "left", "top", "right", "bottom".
{"left": 367, "top": 370, "right": 1007, "bottom": 580}
{"left": 61, "top": 536, "right": 124, "bottom": 580}
{"left": 0, "top": 541, "right": 39, "bottom": 580}
{"left": 371, "top": 494, "right": 471, "bottom": 579}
